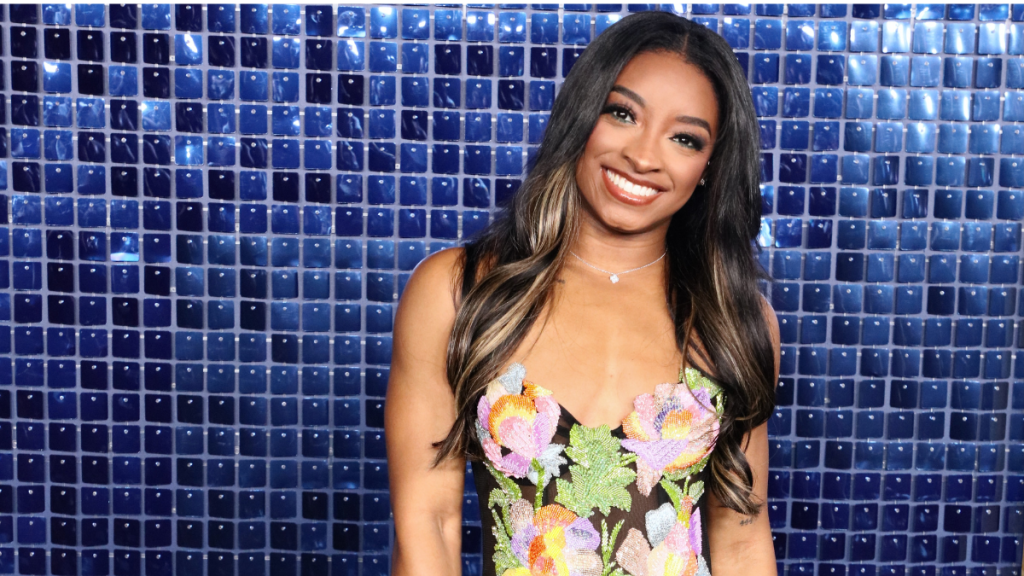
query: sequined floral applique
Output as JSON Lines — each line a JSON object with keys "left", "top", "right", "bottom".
{"left": 479, "top": 363, "right": 724, "bottom": 576}
{"left": 477, "top": 363, "right": 568, "bottom": 495}
{"left": 615, "top": 489, "right": 711, "bottom": 576}
{"left": 484, "top": 461, "right": 627, "bottom": 576}
{"left": 503, "top": 502, "right": 603, "bottom": 576}
{"left": 619, "top": 367, "right": 724, "bottom": 496}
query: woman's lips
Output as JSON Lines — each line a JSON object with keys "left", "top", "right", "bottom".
{"left": 601, "top": 167, "right": 663, "bottom": 206}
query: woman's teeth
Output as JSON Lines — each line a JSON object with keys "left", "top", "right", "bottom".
{"left": 605, "top": 168, "right": 658, "bottom": 197}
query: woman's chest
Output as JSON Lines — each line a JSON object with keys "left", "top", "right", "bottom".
{"left": 509, "top": 291, "right": 684, "bottom": 425}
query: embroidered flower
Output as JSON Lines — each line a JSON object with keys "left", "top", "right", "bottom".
{"left": 476, "top": 363, "right": 567, "bottom": 485}
{"left": 614, "top": 498, "right": 710, "bottom": 576}
{"left": 619, "top": 374, "right": 721, "bottom": 495}
{"left": 504, "top": 501, "right": 602, "bottom": 576}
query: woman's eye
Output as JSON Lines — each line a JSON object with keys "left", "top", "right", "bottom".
{"left": 674, "top": 135, "right": 704, "bottom": 150}
{"left": 606, "top": 106, "right": 633, "bottom": 122}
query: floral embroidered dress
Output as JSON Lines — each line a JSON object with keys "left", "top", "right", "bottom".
{"left": 470, "top": 360, "right": 726, "bottom": 576}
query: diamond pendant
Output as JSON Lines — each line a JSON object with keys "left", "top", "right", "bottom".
{"left": 609, "top": 274, "right": 619, "bottom": 284}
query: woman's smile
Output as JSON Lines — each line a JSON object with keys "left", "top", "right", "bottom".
{"left": 601, "top": 167, "right": 665, "bottom": 205}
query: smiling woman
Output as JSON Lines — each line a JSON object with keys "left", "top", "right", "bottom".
{"left": 387, "top": 11, "right": 780, "bottom": 576}
{"left": 576, "top": 51, "right": 718, "bottom": 223}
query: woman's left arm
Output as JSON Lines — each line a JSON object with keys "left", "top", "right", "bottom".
{"left": 707, "top": 295, "right": 781, "bottom": 575}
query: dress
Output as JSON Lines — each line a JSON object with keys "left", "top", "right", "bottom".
{"left": 470, "top": 356, "right": 726, "bottom": 576}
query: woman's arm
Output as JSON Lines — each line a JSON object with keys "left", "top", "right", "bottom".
{"left": 386, "top": 248, "right": 467, "bottom": 576}
{"left": 707, "top": 295, "right": 782, "bottom": 575}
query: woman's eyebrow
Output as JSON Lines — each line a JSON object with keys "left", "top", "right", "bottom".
{"left": 610, "top": 85, "right": 645, "bottom": 106}
{"left": 675, "top": 115, "right": 713, "bottom": 136}
{"left": 611, "top": 85, "right": 713, "bottom": 136}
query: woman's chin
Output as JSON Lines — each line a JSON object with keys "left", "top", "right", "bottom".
{"left": 585, "top": 206, "right": 670, "bottom": 236}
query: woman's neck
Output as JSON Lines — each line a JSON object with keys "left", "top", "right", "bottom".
{"left": 569, "top": 219, "right": 670, "bottom": 272}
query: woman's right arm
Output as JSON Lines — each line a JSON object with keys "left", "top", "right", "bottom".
{"left": 386, "top": 248, "right": 467, "bottom": 576}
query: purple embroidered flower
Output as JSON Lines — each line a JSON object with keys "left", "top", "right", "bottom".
{"left": 620, "top": 379, "right": 720, "bottom": 495}
{"left": 476, "top": 363, "right": 566, "bottom": 484}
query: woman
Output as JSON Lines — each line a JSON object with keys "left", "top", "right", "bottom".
{"left": 386, "top": 11, "right": 780, "bottom": 576}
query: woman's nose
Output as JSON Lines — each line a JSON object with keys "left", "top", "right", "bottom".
{"left": 621, "top": 130, "right": 661, "bottom": 172}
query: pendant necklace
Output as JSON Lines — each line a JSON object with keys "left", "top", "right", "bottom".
{"left": 569, "top": 250, "right": 667, "bottom": 284}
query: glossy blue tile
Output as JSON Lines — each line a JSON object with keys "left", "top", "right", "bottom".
{"left": 850, "top": 21, "right": 879, "bottom": 52}
{"left": 434, "top": 9, "right": 463, "bottom": 41}
{"left": 721, "top": 17, "right": 749, "bottom": 49}
{"left": 369, "top": 7, "right": 398, "bottom": 39}
{"left": 752, "top": 19, "right": 781, "bottom": 51}
{"left": 399, "top": 9, "right": 429, "bottom": 41}
{"left": 752, "top": 53, "right": 779, "bottom": 84}
{"left": 141, "top": 4, "right": 171, "bottom": 30}
{"left": 336, "top": 6, "right": 366, "bottom": 38}
{"left": 271, "top": 5, "right": 301, "bottom": 35}
{"left": 785, "top": 20, "right": 814, "bottom": 51}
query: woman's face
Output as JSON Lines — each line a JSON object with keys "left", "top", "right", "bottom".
{"left": 575, "top": 50, "right": 719, "bottom": 236}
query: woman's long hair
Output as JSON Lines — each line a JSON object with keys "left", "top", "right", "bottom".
{"left": 433, "top": 11, "right": 776, "bottom": 516}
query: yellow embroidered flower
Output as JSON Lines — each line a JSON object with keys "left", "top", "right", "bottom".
{"left": 506, "top": 502, "right": 602, "bottom": 576}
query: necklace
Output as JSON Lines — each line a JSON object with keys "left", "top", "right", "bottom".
{"left": 569, "top": 250, "right": 667, "bottom": 284}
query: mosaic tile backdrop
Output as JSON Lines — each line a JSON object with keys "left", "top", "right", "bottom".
{"left": 0, "top": 2, "right": 1021, "bottom": 575}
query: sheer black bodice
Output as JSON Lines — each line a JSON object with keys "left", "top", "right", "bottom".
{"left": 469, "top": 360, "right": 723, "bottom": 576}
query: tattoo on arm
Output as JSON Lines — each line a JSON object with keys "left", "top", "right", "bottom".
{"left": 739, "top": 515, "right": 757, "bottom": 526}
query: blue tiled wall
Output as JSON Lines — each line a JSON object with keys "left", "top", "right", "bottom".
{"left": 0, "top": 3, "right": 1020, "bottom": 575}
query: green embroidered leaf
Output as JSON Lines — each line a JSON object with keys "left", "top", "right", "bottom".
{"left": 484, "top": 462, "right": 522, "bottom": 501}
{"left": 484, "top": 463, "right": 523, "bottom": 539}
{"left": 487, "top": 487, "right": 508, "bottom": 511}
{"left": 490, "top": 509, "right": 521, "bottom": 575}
{"left": 487, "top": 487, "right": 515, "bottom": 538}
{"left": 686, "top": 367, "right": 722, "bottom": 397}
{"left": 599, "top": 519, "right": 625, "bottom": 576}
{"left": 554, "top": 424, "right": 636, "bottom": 518}
{"left": 660, "top": 478, "right": 685, "bottom": 512}
{"left": 688, "top": 479, "right": 705, "bottom": 500}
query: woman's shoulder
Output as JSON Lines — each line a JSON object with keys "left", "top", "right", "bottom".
{"left": 393, "top": 245, "right": 468, "bottom": 325}
{"left": 393, "top": 248, "right": 467, "bottom": 367}
{"left": 411, "top": 246, "right": 466, "bottom": 286}
{"left": 401, "top": 247, "right": 466, "bottom": 315}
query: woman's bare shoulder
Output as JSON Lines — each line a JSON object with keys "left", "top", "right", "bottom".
{"left": 399, "top": 247, "right": 466, "bottom": 316}
{"left": 390, "top": 248, "right": 466, "bottom": 406}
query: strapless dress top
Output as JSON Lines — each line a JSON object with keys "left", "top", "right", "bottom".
{"left": 470, "top": 362, "right": 726, "bottom": 576}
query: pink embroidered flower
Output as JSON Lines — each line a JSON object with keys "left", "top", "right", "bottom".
{"left": 615, "top": 497, "right": 710, "bottom": 576}
{"left": 476, "top": 364, "right": 565, "bottom": 484}
{"left": 620, "top": 379, "right": 720, "bottom": 495}
{"left": 505, "top": 502, "right": 602, "bottom": 576}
